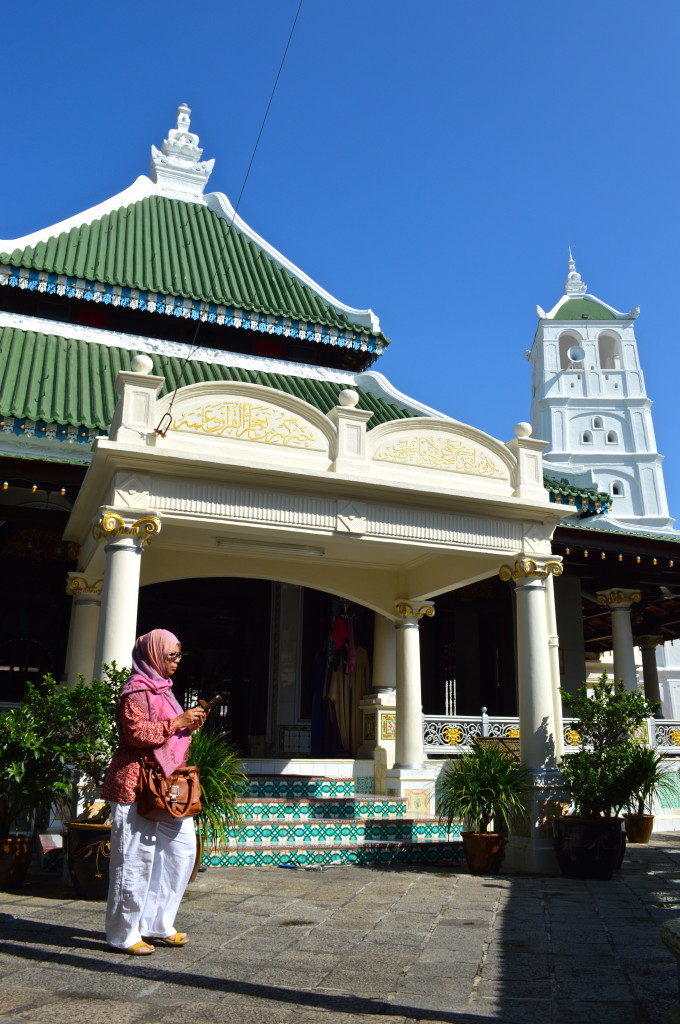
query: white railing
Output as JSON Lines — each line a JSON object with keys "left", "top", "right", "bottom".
{"left": 422, "top": 713, "right": 680, "bottom": 756}
{"left": 423, "top": 709, "right": 519, "bottom": 754}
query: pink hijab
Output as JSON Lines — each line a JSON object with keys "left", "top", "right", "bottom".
{"left": 119, "top": 628, "right": 190, "bottom": 777}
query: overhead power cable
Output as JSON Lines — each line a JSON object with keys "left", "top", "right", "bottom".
{"left": 156, "top": 0, "right": 304, "bottom": 436}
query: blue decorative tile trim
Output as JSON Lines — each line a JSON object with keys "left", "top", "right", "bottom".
{"left": 1, "top": 266, "right": 382, "bottom": 355}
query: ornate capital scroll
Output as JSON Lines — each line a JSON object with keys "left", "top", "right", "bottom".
{"left": 395, "top": 600, "right": 435, "bottom": 621}
{"left": 596, "top": 588, "right": 641, "bottom": 609}
{"left": 92, "top": 512, "right": 161, "bottom": 545}
{"left": 66, "top": 574, "right": 103, "bottom": 597}
{"left": 499, "top": 557, "right": 563, "bottom": 582}
{"left": 635, "top": 634, "right": 664, "bottom": 650}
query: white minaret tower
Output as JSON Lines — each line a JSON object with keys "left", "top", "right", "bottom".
{"left": 529, "top": 254, "right": 674, "bottom": 529}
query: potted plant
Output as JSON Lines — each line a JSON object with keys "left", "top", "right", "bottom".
{"left": 622, "top": 746, "right": 674, "bottom": 844}
{"left": 0, "top": 702, "right": 73, "bottom": 889}
{"left": 555, "top": 673, "right": 659, "bottom": 879}
{"left": 57, "top": 665, "right": 127, "bottom": 898}
{"left": 187, "top": 726, "right": 247, "bottom": 879}
{"left": 17, "top": 665, "right": 127, "bottom": 898}
{"left": 437, "top": 741, "right": 530, "bottom": 874}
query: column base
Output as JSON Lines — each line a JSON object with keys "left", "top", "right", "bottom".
{"left": 357, "top": 691, "right": 397, "bottom": 794}
{"left": 504, "top": 768, "right": 567, "bottom": 876}
{"left": 385, "top": 764, "right": 438, "bottom": 818}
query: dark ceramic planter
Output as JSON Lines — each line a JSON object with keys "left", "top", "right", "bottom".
{"left": 461, "top": 831, "right": 506, "bottom": 875}
{"left": 0, "top": 835, "right": 34, "bottom": 890}
{"left": 65, "top": 822, "right": 111, "bottom": 900}
{"left": 551, "top": 816, "right": 624, "bottom": 880}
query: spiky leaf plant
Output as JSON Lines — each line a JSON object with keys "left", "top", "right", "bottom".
{"left": 188, "top": 728, "right": 248, "bottom": 847}
{"left": 438, "top": 743, "right": 530, "bottom": 834}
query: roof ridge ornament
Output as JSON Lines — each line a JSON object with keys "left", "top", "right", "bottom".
{"left": 564, "top": 248, "right": 587, "bottom": 296}
{"left": 150, "top": 104, "right": 215, "bottom": 200}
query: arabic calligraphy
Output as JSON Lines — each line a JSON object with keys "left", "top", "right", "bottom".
{"left": 375, "top": 435, "right": 504, "bottom": 477}
{"left": 173, "top": 401, "right": 324, "bottom": 449}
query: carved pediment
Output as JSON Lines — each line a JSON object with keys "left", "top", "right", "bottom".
{"left": 158, "top": 383, "right": 334, "bottom": 456}
{"left": 372, "top": 431, "right": 508, "bottom": 480}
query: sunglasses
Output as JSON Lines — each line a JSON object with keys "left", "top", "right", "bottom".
{"left": 165, "top": 652, "right": 183, "bottom": 662}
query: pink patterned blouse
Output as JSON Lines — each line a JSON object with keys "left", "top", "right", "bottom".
{"left": 101, "top": 698, "right": 177, "bottom": 804}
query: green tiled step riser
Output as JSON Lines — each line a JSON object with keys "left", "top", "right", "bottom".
{"left": 204, "top": 842, "right": 464, "bottom": 868}
{"left": 238, "top": 798, "right": 407, "bottom": 820}
{"left": 228, "top": 820, "right": 461, "bottom": 844}
{"left": 247, "top": 778, "right": 355, "bottom": 799}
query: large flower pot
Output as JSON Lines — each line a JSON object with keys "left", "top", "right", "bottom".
{"left": 624, "top": 813, "right": 655, "bottom": 844}
{"left": 461, "top": 832, "right": 506, "bottom": 875}
{"left": 551, "top": 816, "right": 624, "bottom": 880}
{"left": 65, "top": 822, "right": 111, "bottom": 900}
{"left": 0, "top": 835, "right": 34, "bottom": 890}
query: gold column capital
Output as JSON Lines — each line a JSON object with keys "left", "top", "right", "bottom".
{"left": 635, "top": 634, "right": 664, "bottom": 649}
{"left": 395, "top": 600, "right": 435, "bottom": 621}
{"left": 92, "top": 511, "right": 161, "bottom": 545}
{"left": 499, "top": 556, "right": 563, "bottom": 582}
{"left": 65, "top": 573, "right": 103, "bottom": 597}
{"left": 597, "top": 588, "right": 641, "bottom": 609}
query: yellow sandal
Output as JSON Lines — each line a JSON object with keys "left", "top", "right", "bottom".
{"left": 115, "top": 941, "right": 154, "bottom": 956}
{"left": 149, "top": 932, "right": 188, "bottom": 946}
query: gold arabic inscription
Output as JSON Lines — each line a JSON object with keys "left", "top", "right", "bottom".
{"left": 375, "top": 435, "right": 504, "bottom": 477}
{"left": 173, "top": 401, "right": 323, "bottom": 449}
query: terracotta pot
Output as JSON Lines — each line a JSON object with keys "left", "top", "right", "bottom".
{"left": 64, "top": 822, "right": 111, "bottom": 900}
{"left": 461, "top": 831, "right": 506, "bottom": 875}
{"left": 624, "top": 813, "right": 654, "bottom": 844}
{"left": 551, "top": 816, "right": 624, "bottom": 880}
{"left": 0, "top": 835, "right": 34, "bottom": 890}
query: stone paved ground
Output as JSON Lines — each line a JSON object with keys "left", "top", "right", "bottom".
{"left": 2, "top": 835, "right": 680, "bottom": 1024}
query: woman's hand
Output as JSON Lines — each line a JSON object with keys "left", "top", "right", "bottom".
{"left": 174, "top": 707, "right": 206, "bottom": 733}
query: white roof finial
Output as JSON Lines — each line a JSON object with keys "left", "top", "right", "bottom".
{"left": 564, "top": 248, "right": 587, "bottom": 296}
{"left": 150, "top": 105, "right": 215, "bottom": 200}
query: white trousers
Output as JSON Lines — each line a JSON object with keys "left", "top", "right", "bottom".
{"left": 106, "top": 801, "right": 196, "bottom": 950}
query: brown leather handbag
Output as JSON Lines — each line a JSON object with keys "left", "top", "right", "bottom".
{"left": 136, "top": 760, "right": 202, "bottom": 822}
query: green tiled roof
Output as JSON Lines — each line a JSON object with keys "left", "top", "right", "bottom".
{"left": 558, "top": 519, "right": 680, "bottom": 545}
{"left": 544, "top": 474, "right": 611, "bottom": 516}
{"left": 552, "top": 298, "right": 616, "bottom": 321}
{"left": 0, "top": 197, "right": 385, "bottom": 342}
{"left": 0, "top": 325, "right": 411, "bottom": 432}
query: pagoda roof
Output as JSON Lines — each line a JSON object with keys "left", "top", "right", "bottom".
{"left": 0, "top": 107, "right": 387, "bottom": 356}
{"left": 0, "top": 320, "right": 421, "bottom": 442}
{"left": 536, "top": 254, "right": 639, "bottom": 322}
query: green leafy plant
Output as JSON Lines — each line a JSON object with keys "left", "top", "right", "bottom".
{"left": 623, "top": 746, "right": 675, "bottom": 816}
{"left": 438, "top": 742, "right": 531, "bottom": 834}
{"left": 0, "top": 702, "right": 73, "bottom": 835}
{"left": 188, "top": 727, "right": 247, "bottom": 847}
{"left": 21, "top": 664, "right": 128, "bottom": 787}
{"left": 559, "top": 673, "right": 660, "bottom": 818}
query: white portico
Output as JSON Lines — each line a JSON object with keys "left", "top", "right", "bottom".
{"left": 63, "top": 359, "right": 570, "bottom": 871}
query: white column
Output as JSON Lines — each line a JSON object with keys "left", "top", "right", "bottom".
{"left": 93, "top": 513, "right": 161, "bottom": 678}
{"left": 597, "top": 588, "right": 641, "bottom": 692}
{"left": 545, "top": 574, "right": 564, "bottom": 759}
{"left": 385, "top": 600, "right": 436, "bottom": 811}
{"left": 499, "top": 555, "right": 563, "bottom": 875}
{"left": 504, "top": 559, "right": 561, "bottom": 770}
{"left": 394, "top": 601, "right": 433, "bottom": 769}
{"left": 64, "top": 574, "right": 103, "bottom": 687}
{"left": 637, "top": 635, "right": 663, "bottom": 715}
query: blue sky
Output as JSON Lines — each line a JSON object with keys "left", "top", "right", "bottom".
{"left": 2, "top": 2, "right": 679, "bottom": 517}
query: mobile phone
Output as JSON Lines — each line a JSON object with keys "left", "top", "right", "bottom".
{"left": 198, "top": 693, "right": 222, "bottom": 712}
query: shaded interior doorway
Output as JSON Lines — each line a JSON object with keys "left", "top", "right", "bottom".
{"left": 137, "top": 578, "right": 272, "bottom": 755}
{"left": 420, "top": 578, "right": 517, "bottom": 718}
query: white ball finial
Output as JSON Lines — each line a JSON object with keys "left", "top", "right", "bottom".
{"left": 338, "top": 388, "right": 359, "bottom": 408}
{"left": 514, "top": 422, "right": 532, "bottom": 438}
{"left": 131, "top": 354, "right": 154, "bottom": 375}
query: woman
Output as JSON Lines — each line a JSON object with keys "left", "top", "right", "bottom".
{"left": 102, "top": 628, "right": 205, "bottom": 955}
